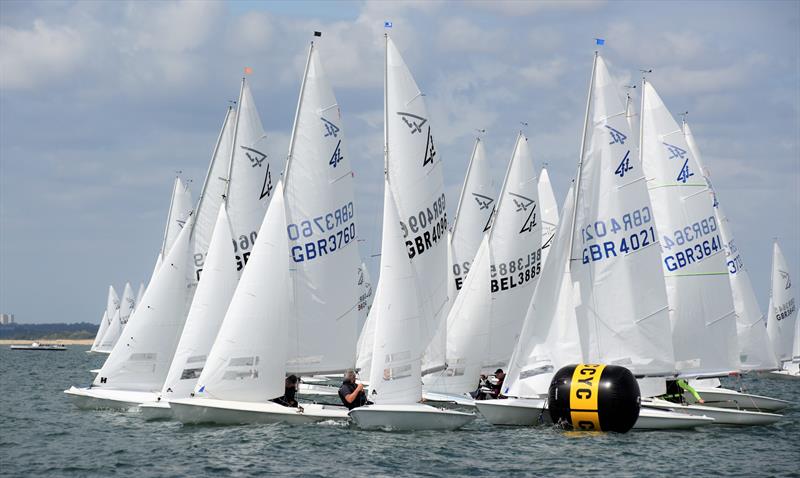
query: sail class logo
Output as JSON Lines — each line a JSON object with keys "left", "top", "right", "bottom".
{"left": 509, "top": 192, "right": 537, "bottom": 234}
{"left": 321, "top": 117, "right": 340, "bottom": 138}
{"left": 472, "top": 193, "right": 494, "bottom": 210}
{"left": 241, "top": 146, "right": 266, "bottom": 168}
{"left": 260, "top": 163, "right": 273, "bottom": 200}
{"left": 780, "top": 270, "right": 791, "bottom": 290}
{"left": 605, "top": 125, "right": 627, "bottom": 145}
{"left": 397, "top": 112, "right": 427, "bottom": 134}
{"left": 423, "top": 127, "right": 436, "bottom": 166}
{"left": 663, "top": 142, "right": 688, "bottom": 160}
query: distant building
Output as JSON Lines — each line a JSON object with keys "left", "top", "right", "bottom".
{"left": 0, "top": 313, "right": 15, "bottom": 325}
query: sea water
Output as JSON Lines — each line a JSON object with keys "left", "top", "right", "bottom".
{"left": 1, "top": 346, "right": 798, "bottom": 477}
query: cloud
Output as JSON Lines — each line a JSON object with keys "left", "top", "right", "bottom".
{"left": 0, "top": 19, "right": 87, "bottom": 89}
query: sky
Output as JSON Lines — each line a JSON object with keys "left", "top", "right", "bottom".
{"left": 1, "top": 0, "right": 798, "bottom": 324}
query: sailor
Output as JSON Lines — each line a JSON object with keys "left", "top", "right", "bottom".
{"left": 338, "top": 369, "right": 370, "bottom": 410}
{"left": 272, "top": 374, "right": 302, "bottom": 409}
{"left": 661, "top": 379, "right": 705, "bottom": 404}
{"left": 490, "top": 369, "right": 506, "bottom": 399}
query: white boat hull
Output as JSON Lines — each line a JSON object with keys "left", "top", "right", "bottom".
{"left": 422, "top": 391, "right": 477, "bottom": 407}
{"left": 474, "top": 398, "right": 549, "bottom": 426}
{"left": 348, "top": 403, "right": 476, "bottom": 431}
{"left": 687, "top": 387, "right": 791, "bottom": 411}
{"left": 644, "top": 398, "right": 782, "bottom": 426}
{"left": 633, "top": 407, "right": 715, "bottom": 429}
{"left": 64, "top": 386, "right": 156, "bottom": 411}
{"left": 139, "top": 400, "right": 173, "bottom": 420}
{"left": 170, "top": 398, "right": 350, "bottom": 425}
{"left": 765, "top": 370, "right": 800, "bottom": 381}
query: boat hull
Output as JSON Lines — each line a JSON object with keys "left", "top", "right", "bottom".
{"left": 687, "top": 387, "right": 791, "bottom": 411}
{"left": 64, "top": 386, "right": 156, "bottom": 411}
{"left": 170, "top": 398, "right": 349, "bottom": 425}
{"left": 633, "top": 407, "right": 714, "bottom": 429}
{"left": 765, "top": 370, "right": 800, "bottom": 381}
{"left": 474, "top": 398, "right": 549, "bottom": 426}
{"left": 348, "top": 403, "right": 476, "bottom": 431}
{"left": 422, "top": 391, "right": 476, "bottom": 407}
{"left": 643, "top": 398, "right": 782, "bottom": 426}
{"left": 139, "top": 401, "right": 174, "bottom": 420}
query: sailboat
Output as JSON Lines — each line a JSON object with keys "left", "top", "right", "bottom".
{"left": 767, "top": 240, "right": 799, "bottom": 380}
{"left": 423, "top": 132, "right": 541, "bottom": 400}
{"left": 89, "top": 285, "right": 119, "bottom": 354}
{"left": 94, "top": 283, "right": 136, "bottom": 353}
{"left": 171, "top": 39, "right": 364, "bottom": 425}
{"left": 639, "top": 79, "right": 781, "bottom": 425}
{"left": 538, "top": 165, "right": 559, "bottom": 266}
{"left": 680, "top": 120, "right": 789, "bottom": 411}
{"left": 476, "top": 53, "right": 712, "bottom": 430}
{"left": 66, "top": 215, "right": 194, "bottom": 409}
{"left": 347, "top": 35, "right": 475, "bottom": 431}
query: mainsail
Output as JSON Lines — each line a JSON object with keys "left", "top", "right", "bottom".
{"left": 683, "top": 120, "right": 777, "bottom": 371}
{"left": 90, "top": 285, "right": 119, "bottom": 352}
{"left": 447, "top": 137, "right": 496, "bottom": 304}
{"left": 96, "top": 282, "right": 136, "bottom": 353}
{"left": 640, "top": 79, "right": 739, "bottom": 376}
{"left": 766, "top": 240, "right": 798, "bottom": 363}
{"left": 537, "top": 166, "right": 559, "bottom": 266}
{"left": 368, "top": 35, "right": 447, "bottom": 403}
{"left": 572, "top": 56, "right": 674, "bottom": 376}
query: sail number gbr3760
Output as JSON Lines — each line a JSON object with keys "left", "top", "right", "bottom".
{"left": 400, "top": 193, "right": 447, "bottom": 259}
{"left": 288, "top": 202, "right": 356, "bottom": 262}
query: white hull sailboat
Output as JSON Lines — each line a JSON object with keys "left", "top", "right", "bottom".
{"left": 170, "top": 398, "right": 348, "bottom": 425}
{"left": 474, "top": 398, "right": 715, "bottom": 430}
{"left": 683, "top": 384, "right": 790, "bottom": 411}
{"left": 642, "top": 398, "right": 781, "bottom": 426}
{"left": 352, "top": 35, "right": 474, "bottom": 431}
{"left": 349, "top": 403, "right": 475, "bottom": 431}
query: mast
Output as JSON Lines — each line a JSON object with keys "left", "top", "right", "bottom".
{"left": 285, "top": 40, "right": 315, "bottom": 189}
{"left": 383, "top": 33, "right": 389, "bottom": 179}
{"left": 450, "top": 137, "right": 481, "bottom": 239}
{"left": 566, "top": 51, "right": 599, "bottom": 261}
{"left": 192, "top": 106, "right": 234, "bottom": 238}
{"left": 224, "top": 78, "right": 246, "bottom": 200}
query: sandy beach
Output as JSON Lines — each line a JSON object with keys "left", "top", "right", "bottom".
{"left": 0, "top": 339, "right": 93, "bottom": 345}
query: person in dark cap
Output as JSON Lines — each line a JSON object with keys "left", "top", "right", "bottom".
{"left": 338, "top": 369, "right": 370, "bottom": 410}
{"left": 272, "top": 374, "right": 301, "bottom": 409}
{"left": 490, "top": 369, "right": 506, "bottom": 399}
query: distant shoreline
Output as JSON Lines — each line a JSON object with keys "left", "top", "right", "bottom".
{"left": 0, "top": 339, "right": 93, "bottom": 345}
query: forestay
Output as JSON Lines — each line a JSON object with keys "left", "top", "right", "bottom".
{"left": 448, "top": 137, "right": 496, "bottom": 304}
{"left": 573, "top": 56, "right": 675, "bottom": 376}
{"left": 684, "top": 121, "right": 776, "bottom": 371}
{"left": 641, "top": 79, "right": 739, "bottom": 376}
{"left": 193, "top": 184, "right": 289, "bottom": 402}
{"left": 160, "top": 206, "right": 238, "bottom": 400}
{"left": 284, "top": 43, "right": 362, "bottom": 375}
{"left": 767, "top": 241, "right": 798, "bottom": 363}
{"left": 93, "top": 217, "right": 193, "bottom": 392}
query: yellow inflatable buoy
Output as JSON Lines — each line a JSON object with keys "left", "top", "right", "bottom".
{"left": 548, "top": 364, "right": 640, "bottom": 433}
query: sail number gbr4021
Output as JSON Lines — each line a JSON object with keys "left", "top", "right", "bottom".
{"left": 288, "top": 202, "right": 356, "bottom": 263}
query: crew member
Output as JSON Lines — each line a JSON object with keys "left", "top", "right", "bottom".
{"left": 338, "top": 369, "right": 369, "bottom": 410}
{"left": 490, "top": 369, "right": 506, "bottom": 399}
{"left": 661, "top": 379, "right": 705, "bottom": 404}
{"left": 272, "top": 374, "right": 301, "bottom": 408}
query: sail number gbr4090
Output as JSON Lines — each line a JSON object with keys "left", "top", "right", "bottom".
{"left": 400, "top": 193, "right": 447, "bottom": 259}
{"left": 288, "top": 202, "right": 356, "bottom": 262}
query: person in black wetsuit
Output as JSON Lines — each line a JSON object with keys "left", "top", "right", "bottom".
{"left": 272, "top": 374, "right": 301, "bottom": 408}
{"left": 338, "top": 369, "right": 370, "bottom": 410}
